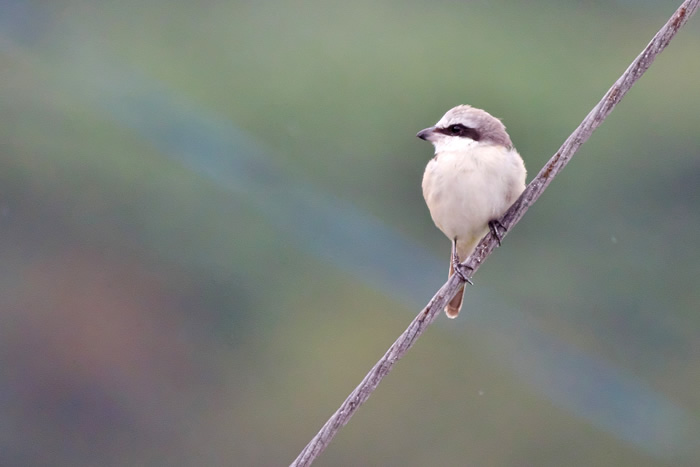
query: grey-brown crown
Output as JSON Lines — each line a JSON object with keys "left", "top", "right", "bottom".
{"left": 434, "top": 105, "right": 513, "bottom": 148}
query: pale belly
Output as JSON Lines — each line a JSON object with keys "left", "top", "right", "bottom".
{"left": 422, "top": 147, "right": 525, "bottom": 259}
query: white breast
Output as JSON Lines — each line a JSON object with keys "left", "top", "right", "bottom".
{"left": 422, "top": 144, "right": 526, "bottom": 259}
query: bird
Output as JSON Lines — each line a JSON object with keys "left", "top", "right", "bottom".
{"left": 418, "top": 105, "right": 526, "bottom": 318}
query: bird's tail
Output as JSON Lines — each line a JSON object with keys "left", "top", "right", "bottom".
{"left": 446, "top": 243, "right": 465, "bottom": 318}
{"left": 445, "top": 284, "right": 464, "bottom": 318}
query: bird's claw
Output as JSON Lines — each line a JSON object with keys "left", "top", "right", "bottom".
{"left": 451, "top": 249, "right": 474, "bottom": 285}
{"left": 489, "top": 219, "right": 507, "bottom": 246}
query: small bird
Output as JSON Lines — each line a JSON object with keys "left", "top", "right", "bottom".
{"left": 418, "top": 105, "right": 526, "bottom": 318}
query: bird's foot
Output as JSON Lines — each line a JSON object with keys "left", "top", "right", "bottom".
{"left": 489, "top": 219, "right": 507, "bottom": 246}
{"left": 451, "top": 247, "right": 474, "bottom": 285}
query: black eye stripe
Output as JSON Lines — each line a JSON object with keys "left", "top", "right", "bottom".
{"left": 436, "top": 124, "right": 481, "bottom": 141}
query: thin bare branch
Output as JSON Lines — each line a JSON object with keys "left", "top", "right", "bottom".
{"left": 290, "top": 1, "right": 700, "bottom": 465}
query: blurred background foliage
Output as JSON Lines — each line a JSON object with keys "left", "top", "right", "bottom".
{"left": 1, "top": 0, "right": 699, "bottom": 465}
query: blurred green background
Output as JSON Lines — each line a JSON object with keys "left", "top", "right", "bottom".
{"left": 1, "top": 0, "right": 700, "bottom": 465}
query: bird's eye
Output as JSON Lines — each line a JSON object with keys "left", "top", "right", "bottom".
{"left": 447, "top": 123, "right": 467, "bottom": 136}
{"left": 439, "top": 123, "right": 480, "bottom": 141}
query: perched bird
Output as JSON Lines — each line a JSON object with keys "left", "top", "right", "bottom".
{"left": 418, "top": 105, "right": 526, "bottom": 318}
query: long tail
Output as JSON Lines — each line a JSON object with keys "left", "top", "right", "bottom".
{"left": 446, "top": 243, "right": 465, "bottom": 318}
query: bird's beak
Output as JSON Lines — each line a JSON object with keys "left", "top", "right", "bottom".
{"left": 416, "top": 126, "right": 436, "bottom": 141}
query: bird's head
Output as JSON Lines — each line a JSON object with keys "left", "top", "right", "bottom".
{"left": 417, "top": 105, "right": 513, "bottom": 153}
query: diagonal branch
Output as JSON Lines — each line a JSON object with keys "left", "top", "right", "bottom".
{"left": 290, "top": 1, "right": 700, "bottom": 465}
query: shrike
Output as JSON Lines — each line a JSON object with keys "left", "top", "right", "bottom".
{"left": 418, "top": 105, "right": 526, "bottom": 318}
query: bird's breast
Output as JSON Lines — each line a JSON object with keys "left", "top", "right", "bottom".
{"left": 422, "top": 146, "right": 524, "bottom": 254}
